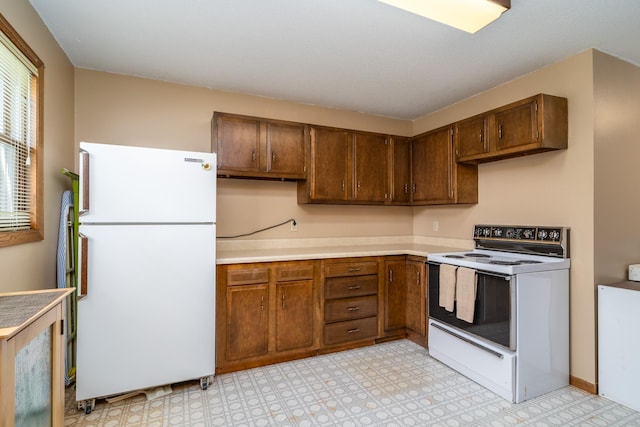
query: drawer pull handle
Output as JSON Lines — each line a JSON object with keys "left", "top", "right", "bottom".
{"left": 347, "top": 306, "right": 360, "bottom": 312}
{"left": 347, "top": 267, "right": 361, "bottom": 272}
{"left": 347, "top": 328, "right": 361, "bottom": 334}
{"left": 347, "top": 285, "right": 361, "bottom": 290}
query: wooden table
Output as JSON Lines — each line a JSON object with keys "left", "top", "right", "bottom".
{"left": 0, "top": 288, "right": 74, "bottom": 427}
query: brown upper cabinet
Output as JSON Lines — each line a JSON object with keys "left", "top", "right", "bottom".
{"left": 215, "top": 93, "right": 566, "bottom": 205}
{"left": 297, "top": 127, "right": 388, "bottom": 204}
{"left": 412, "top": 126, "right": 478, "bottom": 205}
{"left": 388, "top": 136, "right": 412, "bottom": 205}
{"left": 455, "top": 94, "right": 568, "bottom": 163}
{"left": 212, "top": 112, "right": 307, "bottom": 180}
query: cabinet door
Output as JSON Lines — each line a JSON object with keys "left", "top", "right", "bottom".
{"left": 384, "top": 259, "right": 406, "bottom": 333}
{"left": 406, "top": 260, "right": 426, "bottom": 335}
{"left": 353, "top": 132, "right": 387, "bottom": 203}
{"left": 213, "top": 113, "right": 261, "bottom": 174}
{"left": 226, "top": 284, "right": 269, "bottom": 361}
{"left": 266, "top": 121, "right": 306, "bottom": 178}
{"left": 410, "top": 135, "right": 429, "bottom": 204}
{"left": 389, "top": 136, "right": 411, "bottom": 205}
{"left": 309, "top": 127, "right": 351, "bottom": 201}
{"left": 455, "top": 115, "right": 489, "bottom": 159}
{"left": 412, "top": 127, "right": 454, "bottom": 204}
{"left": 276, "top": 280, "right": 314, "bottom": 352}
{"left": 494, "top": 97, "right": 538, "bottom": 151}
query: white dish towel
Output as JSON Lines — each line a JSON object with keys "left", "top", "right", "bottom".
{"left": 455, "top": 267, "right": 477, "bottom": 323}
{"left": 439, "top": 264, "right": 458, "bottom": 312}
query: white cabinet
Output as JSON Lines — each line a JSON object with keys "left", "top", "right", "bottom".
{"left": 598, "top": 282, "right": 640, "bottom": 412}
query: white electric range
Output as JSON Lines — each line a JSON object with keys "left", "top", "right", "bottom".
{"left": 427, "top": 224, "right": 570, "bottom": 403}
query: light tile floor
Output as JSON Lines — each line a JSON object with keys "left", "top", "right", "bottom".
{"left": 64, "top": 339, "right": 640, "bottom": 426}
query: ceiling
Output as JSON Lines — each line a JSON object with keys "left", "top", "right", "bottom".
{"left": 29, "top": 0, "right": 640, "bottom": 120}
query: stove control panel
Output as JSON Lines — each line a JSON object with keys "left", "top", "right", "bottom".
{"left": 474, "top": 225, "right": 565, "bottom": 243}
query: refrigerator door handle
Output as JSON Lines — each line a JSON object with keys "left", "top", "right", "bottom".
{"left": 78, "top": 233, "right": 89, "bottom": 297}
{"left": 79, "top": 149, "right": 90, "bottom": 216}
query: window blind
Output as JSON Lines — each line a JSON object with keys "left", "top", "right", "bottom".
{"left": 0, "top": 30, "right": 37, "bottom": 231}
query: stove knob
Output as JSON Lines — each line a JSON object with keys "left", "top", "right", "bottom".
{"left": 483, "top": 228, "right": 491, "bottom": 237}
{"left": 538, "top": 230, "right": 548, "bottom": 240}
{"left": 523, "top": 229, "right": 533, "bottom": 239}
{"left": 549, "top": 230, "right": 560, "bottom": 241}
{"left": 493, "top": 228, "right": 503, "bottom": 237}
{"left": 506, "top": 229, "right": 515, "bottom": 238}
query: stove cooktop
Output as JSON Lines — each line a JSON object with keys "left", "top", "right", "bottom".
{"left": 428, "top": 249, "right": 571, "bottom": 275}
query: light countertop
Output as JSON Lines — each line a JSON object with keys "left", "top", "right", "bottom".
{"left": 216, "top": 236, "right": 472, "bottom": 264}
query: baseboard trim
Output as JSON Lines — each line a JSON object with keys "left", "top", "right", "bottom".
{"left": 570, "top": 375, "right": 597, "bottom": 394}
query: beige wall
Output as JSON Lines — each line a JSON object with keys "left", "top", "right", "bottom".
{"left": 74, "top": 70, "right": 414, "bottom": 239}
{"left": 0, "top": 2, "right": 75, "bottom": 292}
{"left": 593, "top": 51, "right": 640, "bottom": 285}
{"left": 412, "top": 49, "right": 640, "bottom": 386}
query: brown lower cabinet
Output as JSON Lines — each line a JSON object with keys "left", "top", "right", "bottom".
{"left": 216, "top": 255, "right": 429, "bottom": 373}
{"left": 216, "top": 261, "right": 320, "bottom": 373}
{"left": 322, "top": 258, "right": 380, "bottom": 348}
{"left": 405, "top": 256, "right": 428, "bottom": 347}
{"left": 383, "top": 257, "right": 407, "bottom": 337}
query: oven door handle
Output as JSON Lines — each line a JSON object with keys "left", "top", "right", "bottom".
{"left": 430, "top": 322, "right": 504, "bottom": 359}
{"left": 427, "top": 262, "right": 513, "bottom": 280}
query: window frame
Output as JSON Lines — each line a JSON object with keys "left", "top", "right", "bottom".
{"left": 0, "top": 14, "right": 44, "bottom": 248}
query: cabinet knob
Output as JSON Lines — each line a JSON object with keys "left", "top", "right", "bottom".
{"left": 272, "top": 151, "right": 276, "bottom": 163}
{"left": 416, "top": 271, "right": 421, "bottom": 285}
{"left": 252, "top": 150, "right": 256, "bottom": 162}
{"left": 260, "top": 296, "right": 265, "bottom": 312}
{"left": 404, "top": 183, "right": 408, "bottom": 195}
{"left": 498, "top": 124, "right": 503, "bottom": 139}
{"left": 281, "top": 293, "right": 286, "bottom": 309}
{"left": 389, "top": 269, "right": 393, "bottom": 283}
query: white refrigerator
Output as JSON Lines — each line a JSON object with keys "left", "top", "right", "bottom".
{"left": 75, "top": 142, "right": 216, "bottom": 411}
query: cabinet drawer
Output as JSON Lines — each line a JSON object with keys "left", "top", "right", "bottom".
{"left": 323, "top": 317, "right": 378, "bottom": 346}
{"left": 227, "top": 268, "right": 269, "bottom": 286}
{"left": 275, "top": 264, "right": 314, "bottom": 282}
{"left": 324, "top": 295, "right": 377, "bottom": 322}
{"left": 325, "top": 275, "right": 378, "bottom": 299}
{"left": 324, "top": 261, "right": 378, "bottom": 278}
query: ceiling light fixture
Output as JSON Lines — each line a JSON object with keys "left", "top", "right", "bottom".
{"left": 378, "top": 0, "right": 510, "bottom": 33}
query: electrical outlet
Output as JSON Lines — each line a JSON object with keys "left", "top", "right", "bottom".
{"left": 291, "top": 221, "right": 298, "bottom": 232}
{"left": 432, "top": 221, "right": 439, "bottom": 232}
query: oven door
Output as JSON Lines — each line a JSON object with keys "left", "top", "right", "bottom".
{"left": 428, "top": 262, "right": 516, "bottom": 350}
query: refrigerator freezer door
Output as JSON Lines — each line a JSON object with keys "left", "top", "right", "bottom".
{"left": 79, "top": 142, "right": 216, "bottom": 223}
{"left": 76, "top": 223, "right": 215, "bottom": 401}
